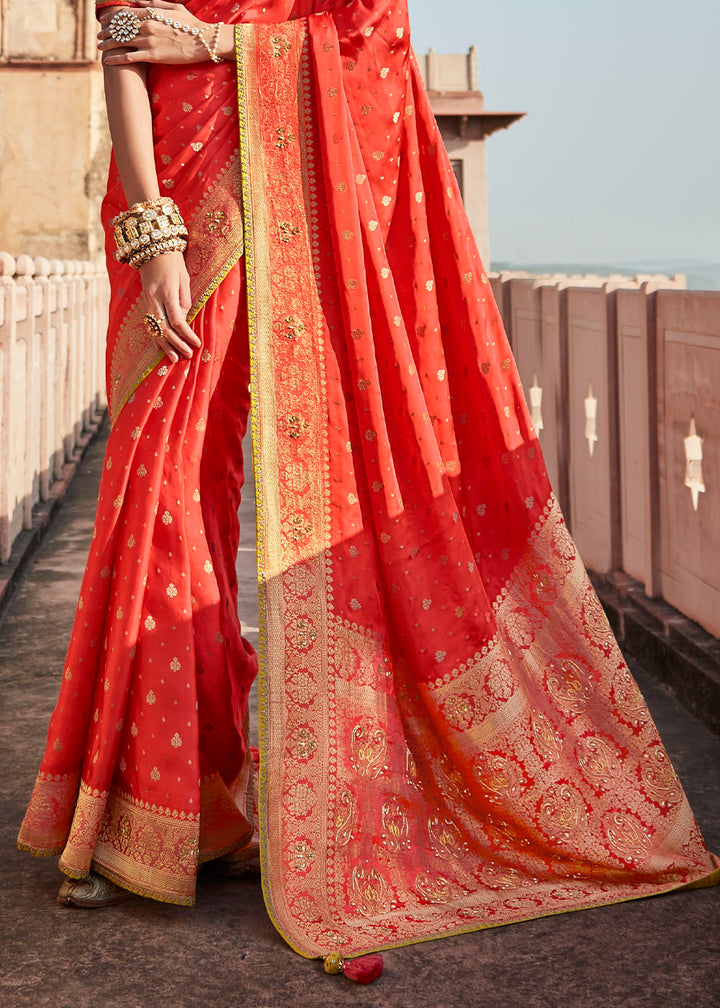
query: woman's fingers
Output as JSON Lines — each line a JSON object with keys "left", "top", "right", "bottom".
{"left": 141, "top": 254, "right": 201, "bottom": 363}
{"left": 97, "top": 6, "right": 149, "bottom": 28}
{"left": 97, "top": 8, "right": 149, "bottom": 59}
{"left": 152, "top": 305, "right": 198, "bottom": 361}
{"left": 98, "top": 10, "right": 206, "bottom": 64}
{"left": 165, "top": 299, "right": 201, "bottom": 354}
{"left": 144, "top": 299, "right": 180, "bottom": 363}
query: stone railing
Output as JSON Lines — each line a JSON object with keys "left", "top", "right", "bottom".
{"left": 0, "top": 254, "right": 108, "bottom": 563}
{"left": 490, "top": 272, "right": 720, "bottom": 638}
{"left": 1, "top": 253, "right": 717, "bottom": 642}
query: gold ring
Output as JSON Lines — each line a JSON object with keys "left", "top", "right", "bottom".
{"left": 143, "top": 313, "right": 164, "bottom": 339}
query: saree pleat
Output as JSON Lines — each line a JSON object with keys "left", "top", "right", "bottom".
{"left": 19, "top": 0, "right": 717, "bottom": 952}
{"left": 18, "top": 270, "right": 256, "bottom": 902}
{"left": 18, "top": 32, "right": 257, "bottom": 899}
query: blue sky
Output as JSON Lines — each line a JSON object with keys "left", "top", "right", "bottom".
{"left": 407, "top": 0, "right": 720, "bottom": 268}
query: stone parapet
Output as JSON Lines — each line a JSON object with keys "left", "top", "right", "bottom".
{"left": 590, "top": 570, "right": 720, "bottom": 736}
{"left": 0, "top": 252, "right": 108, "bottom": 565}
{"left": 490, "top": 272, "right": 720, "bottom": 640}
{"left": 494, "top": 269, "right": 687, "bottom": 290}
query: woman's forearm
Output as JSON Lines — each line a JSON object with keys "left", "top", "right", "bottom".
{"left": 103, "top": 63, "right": 159, "bottom": 207}
{"left": 216, "top": 24, "right": 236, "bottom": 61}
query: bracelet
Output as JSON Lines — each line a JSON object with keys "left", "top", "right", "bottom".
{"left": 112, "top": 199, "right": 189, "bottom": 269}
{"left": 198, "top": 22, "right": 224, "bottom": 64}
{"left": 145, "top": 8, "right": 225, "bottom": 63}
{"left": 127, "top": 237, "right": 188, "bottom": 270}
{"left": 145, "top": 9, "right": 202, "bottom": 38}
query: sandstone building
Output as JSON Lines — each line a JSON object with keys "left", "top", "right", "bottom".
{"left": 0, "top": 2, "right": 522, "bottom": 265}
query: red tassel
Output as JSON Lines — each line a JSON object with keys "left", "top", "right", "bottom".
{"left": 343, "top": 953, "right": 384, "bottom": 984}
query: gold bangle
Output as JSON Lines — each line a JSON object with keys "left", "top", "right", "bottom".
{"left": 112, "top": 198, "right": 188, "bottom": 265}
{"left": 111, "top": 198, "right": 180, "bottom": 227}
{"left": 127, "top": 237, "right": 187, "bottom": 270}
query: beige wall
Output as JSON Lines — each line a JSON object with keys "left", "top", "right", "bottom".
{"left": 443, "top": 135, "right": 490, "bottom": 270}
{"left": 656, "top": 292, "right": 720, "bottom": 634}
{"left": 415, "top": 48, "right": 480, "bottom": 92}
{"left": 0, "top": 0, "right": 109, "bottom": 260}
{"left": 417, "top": 48, "right": 492, "bottom": 267}
{"left": 0, "top": 67, "right": 109, "bottom": 260}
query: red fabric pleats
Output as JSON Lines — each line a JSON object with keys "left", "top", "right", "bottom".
{"left": 18, "top": 266, "right": 257, "bottom": 904}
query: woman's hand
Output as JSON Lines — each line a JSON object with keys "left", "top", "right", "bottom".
{"left": 98, "top": 2, "right": 212, "bottom": 66}
{"left": 140, "top": 252, "right": 201, "bottom": 364}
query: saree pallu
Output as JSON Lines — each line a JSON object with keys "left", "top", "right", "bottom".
{"left": 20, "top": 0, "right": 718, "bottom": 955}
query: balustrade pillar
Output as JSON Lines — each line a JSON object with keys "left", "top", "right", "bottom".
{"left": 0, "top": 253, "right": 109, "bottom": 563}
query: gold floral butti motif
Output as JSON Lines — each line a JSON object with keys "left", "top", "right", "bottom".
{"left": 236, "top": 2, "right": 717, "bottom": 966}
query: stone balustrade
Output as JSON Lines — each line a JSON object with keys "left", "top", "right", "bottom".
{"left": 490, "top": 272, "right": 720, "bottom": 638}
{"left": 0, "top": 253, "right": 717, "bottom": 641}
{"left": 0, "top": 253, "right": 108, "bottom": 563}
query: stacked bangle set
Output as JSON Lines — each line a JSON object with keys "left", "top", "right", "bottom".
{"left": 112, "top": 199, "right": 188, "bottom": 269}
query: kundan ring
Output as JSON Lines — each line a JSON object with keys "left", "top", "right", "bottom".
{"left": 108, "top": 9, "right": 142, "bottom": 44}
{"left": 143, "top": 313, "right": 165, "bottom": 340}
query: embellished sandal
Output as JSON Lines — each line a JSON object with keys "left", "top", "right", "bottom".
{"left": 57, "top": 872, "right": 131, "bottom": 908}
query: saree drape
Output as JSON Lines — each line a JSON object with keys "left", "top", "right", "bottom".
{"left": 17, "top": 7, "right": 258, "bottom": 903}
{"left": 19, "top": 0, "right": 718, "bottom": 960}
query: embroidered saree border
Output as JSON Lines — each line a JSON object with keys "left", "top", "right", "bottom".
{"left": 318, "top": 497, "right": 718, "bottom": 958}
{"left": 236, "top": 19, "right": 334, "bottom": 959}
{"left": 19, "top": 768, "right": 252, "bottom": 904}
{"left": 57, "top": 781, "right": 200, "bottom": 905}
{"left": 16, "top": 772, "right": 81, "bottom": 857}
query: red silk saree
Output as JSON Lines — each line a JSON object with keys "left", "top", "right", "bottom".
{"left": 19, "top": 0, "right": 718, "bottom": 962}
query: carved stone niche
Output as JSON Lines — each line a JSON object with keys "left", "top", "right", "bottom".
{"left": 1, "top": 0, "right": 88, "bottom": 63}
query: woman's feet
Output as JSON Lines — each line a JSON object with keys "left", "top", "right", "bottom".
{"left": 57, "top": 872, "right": 131, "bottom": 907}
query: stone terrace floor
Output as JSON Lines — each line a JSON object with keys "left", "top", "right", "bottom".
{"left": 1, "top": 422, "right": 718, "bottom": 1008}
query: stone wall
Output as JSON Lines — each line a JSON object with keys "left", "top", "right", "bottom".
{"left": 0, "top": 0, "right": 109, "bottom": 260}
{"left": 490, "top": 272, "right": 720, "bottom": 638}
